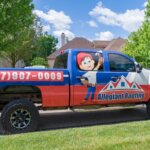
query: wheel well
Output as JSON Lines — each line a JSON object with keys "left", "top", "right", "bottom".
{"left": 0, "top": 85, "right": 42, "bottom": 105}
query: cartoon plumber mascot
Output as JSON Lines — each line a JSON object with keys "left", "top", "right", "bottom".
{"left": 77, "top": 52, "right": 103, "bottom": 102}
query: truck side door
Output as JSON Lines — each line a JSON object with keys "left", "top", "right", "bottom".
{"left": 101, "top": 52, "right": 149, "bottom": 104}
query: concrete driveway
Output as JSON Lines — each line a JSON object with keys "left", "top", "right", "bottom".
{"left": 0, "top": 105, "right": 149, "bottom": 134}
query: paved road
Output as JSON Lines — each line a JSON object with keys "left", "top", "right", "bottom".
{"left": 38, "top": 106, "right": 149, "bottom": 131}
{"left": 0, "top": 106, "right": 149, "bottom": 134}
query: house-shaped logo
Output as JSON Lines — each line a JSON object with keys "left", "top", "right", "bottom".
{"left": 101, "top": 75, "right": 143, "bottom": 92}
{"left": 97, "top": 76, "right": 145, "bottom": 101}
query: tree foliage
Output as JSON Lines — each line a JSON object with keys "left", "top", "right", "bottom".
{"left": 0, "top": 1, "right": 58, "bottom": 67}
{"left": 124, "top": 0, "right": 150, "bottom": 68}
{"left": 0, "top": 0, "right": 35, "bottom": 67}
{"left": 0, "top": 0, "right": 34, "bottom": 51}
{"left": 35, "top": 33, "right": 58, "bottom": 59}
{"left": 32, "top": 17, "right": 58, "bottom": 66}
{"left": 31, "top": 57, "right": 48, "bottom": 67}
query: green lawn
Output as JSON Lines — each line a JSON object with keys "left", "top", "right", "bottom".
{"left": 1, "top": 120, "right": 150, "bottom": 150}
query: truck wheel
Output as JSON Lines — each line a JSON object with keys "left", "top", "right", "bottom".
{"left": 146, "top": 101, "right": 150, "bottom": 117}
{"left": 1, "top": 99, "right": 39, "bottom": 134}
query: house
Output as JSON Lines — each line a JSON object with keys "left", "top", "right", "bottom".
{"left": 47, "top": 33, "right": 126, "bottom": 68}
{"left": 0, "top": 58, "right": 25, "bottom": 68}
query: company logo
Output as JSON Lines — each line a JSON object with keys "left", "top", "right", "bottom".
{"left": 97, "top": 76, "right": 145, "bottom": 101}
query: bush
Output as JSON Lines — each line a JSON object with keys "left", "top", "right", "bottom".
{"left": 31, "top": 57, "right": 48, "bottom": 67}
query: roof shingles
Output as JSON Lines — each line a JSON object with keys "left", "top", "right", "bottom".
{"left": 48, "top": 37, "right": 126, "bottom": 59}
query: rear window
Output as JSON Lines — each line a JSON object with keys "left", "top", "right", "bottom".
{"left": 53, "top": 53, "right": 68, "bottom": 69}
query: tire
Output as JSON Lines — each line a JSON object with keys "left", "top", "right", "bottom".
{"left": 146, "top": 101, "right": 150, "bottom": 117}
{"left": 1, "top": 99, "right": 39, "bottom": 134}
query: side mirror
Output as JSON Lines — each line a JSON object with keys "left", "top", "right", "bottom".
{"left": 136, "top": 64, "right": 143, "bottom": 73}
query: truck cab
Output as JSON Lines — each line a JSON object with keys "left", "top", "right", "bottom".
{"left": 53, "top": 49, "right": 149, "bottom": 107}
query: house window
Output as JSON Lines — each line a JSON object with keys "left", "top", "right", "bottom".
{"left": 121, "top": 82, "right": 125, "bottom": 87}
{"left": 110, "top": 85, "right": 113, "bottom": 89}
{"left": 133, "top": 85, "right": 136, "bottom": 88}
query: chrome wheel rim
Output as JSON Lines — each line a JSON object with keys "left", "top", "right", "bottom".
{"left": 10, "top": 108, "right": 31, "bottom": 129}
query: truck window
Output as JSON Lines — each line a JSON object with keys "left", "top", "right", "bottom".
{"left": 76, "top": 52, "right": 103, "bottom": 71}
{"left": 109, "top": 53, "right": 135, "bottom": 72}
{"left": 53, "top": 53, "right": 68, "bottom": 69}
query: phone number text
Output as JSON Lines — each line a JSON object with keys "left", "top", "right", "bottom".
{"left": 0, "top": 71, "right": 64, "bottom": 81}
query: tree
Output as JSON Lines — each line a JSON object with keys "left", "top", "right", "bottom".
{"left": 34, "top": 16, "right": 43, "bottom": 37}
{"left": 0, "top": 0, "right": 35, "bottom": 67}
{"left": 1, "top": 27, "right": 37, "bottom": 67}
{"left": 124, "top": 0, "right": 150, "bottom": 68}
{"left": 31, "top": 16, "right": 58, "bottom": 61}
{"left": 35, "top": 34, "right": 58, "bottom": 59}
{"left": 0, "top": 1, "right": 58, "bottom": 67}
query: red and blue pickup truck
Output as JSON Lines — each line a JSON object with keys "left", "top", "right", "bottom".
{"left": 0, "top": 49, "right": 149, "bottom": 133}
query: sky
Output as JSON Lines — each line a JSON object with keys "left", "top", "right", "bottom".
{"left": 33, "top": 0, "right": 147, "bottom": 45}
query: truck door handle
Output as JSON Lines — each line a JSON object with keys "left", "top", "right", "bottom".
{"left": 111, "top": 76, "right": 121, "bottom": 80}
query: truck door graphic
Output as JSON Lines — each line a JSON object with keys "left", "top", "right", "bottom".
{"left": 76, "top": 52, "right": 103, "bottom": 102}
{"left": 73, "top": 51, "right": 148, "bottom": 105}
